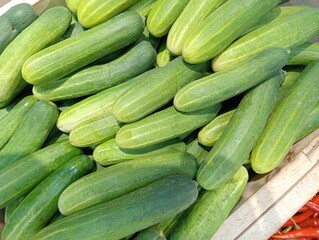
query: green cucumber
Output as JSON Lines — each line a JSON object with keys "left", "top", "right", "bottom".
{"left": 186, "top": 139, "right": 209, "bottom": 164}
{"left": 0, "top": 81, "right": 29, "bottom": 108}
{"left": 66, "top": 0, "right": 83, "bottom": 14}
{"left": 182, "top": 0, "right": 283, "bottom": 64}
{"left": 59, "top": 151, "right": 197, "bottom": 215}
{"left": 93, "top": 138, "right": 186, "bottom": 166}
{"left": 167, "top": 0, "right": 227, "bottom": 56}
{"left": 128, "top": 0, "right": 159, "bottom": 17}
{"left": 0, "top": 3, "right": 38, "bottom": 54}
{"left": 156, "top": 39, "right": 174, "bottom": 67}
{"left": 139, "top": 27, "right": 162, "bottom": 51}
{"left": 1, "top": 155, "right": 93, "bottom": 240}
{"left": 32, "top": 41, "right": 156, "bottom": 101}
{"left": 4, "top": 196, "right": 24, "bottom": 223}
{"left": 113, "top": 56, "right": 208, "bottom": 123}
{"left": 197, "top": 72, "right": 283, "bottom": 190}
{"left": 169, "top": 166, "right": 248, "bottom": 240}
{"left": 147, "top": 0, "right": 189, "bottom": 37}
{"left": 213, "top": 8, "right": 319, "bottom": 72}
{"left": 0, "top": 6, "right": 71, "bottom": 104}
{"left": 0, "top": 100, "right": 58, "bottom": 170}
{"left": 0, "top": 140, "right": 82, "bottom": 208}
{"left": 34, "top": 176, "right": 198, "bottom": 240}
{"left": 0, "top": 99, "right": 18, "bottom": 120}
{"left": 135, "top": 228, "right": 166, "bottom": 240}
{"left": 174, "top": 48, "right": 288, "bottom": 112}
{"left": 296, "top": 103, "right": 319, "bottom": 141}
{"left": 116, "top": 104, "right": 221, "bottom": 150}
{"left": 60, "top": 19, "right": 85, "bottom": 41}
{"left": 43, "top": 126, "right": 69, "bottom": 147}
{"left": 289, "top": 42, "right": 319, "bottom": 65}
{"left": 22, "top": 11, "right": 145, "bottom": 85}
{"left": 251, "top": 61, "right": 319, "bottom": 174}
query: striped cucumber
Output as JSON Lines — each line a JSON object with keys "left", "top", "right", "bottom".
{"left": 4, "top": 196, "right": 24, "bottom": 223}
{"left": 113, "top": 56, "right": 208, "bottom": 123}
{"left": 116, "top": 104, "right": 221, "bottom": 150}
{"left": 174, "top": 48, "right": 288, "bottom": 112}
{"left": 22, "top": 11, "right": 145, "bottom": 85}
{"left": 147, "top": 0, "right": 189, "bottom": 37}
{"left": 93, "top": 138, "right": 186, "bottom": 166}
{"left": 128, "top": 0, "right": 159, "bottom": 17}
{"left": 169, "top": 167, "right": 248, "bottom": 240}
{"left": 156, "top": 39, "right": 174, "bottom": 67}
{"left": 297, "top": 103, "right": 319, "bottom": 141}
{"left": 167, "top": 0, "right": 227, "bottom": 56}
{"left": 213, "top": 8, "right": 319, "bottom": 72}
{"left": 1, "top": 155, "right": 93, "bottom": 240}
{"left": 197, "top": 72, "right": 283, "bottom": 190}
{"left": 66, "top": 0, "right": 83, "bottom": 14}
{"left": 0, "top": 140, "right": 82, "bottom": 208}
{"left": 289, "top": 42, "right": 319, "bottom": 65}
{"left": 0, "top": 100, "right": 58, "bottom": 170}
{"left": 59, "top": 151, "right": 197, "bottom": 215}
{"left": 186, "top": 138, "right": 209, "bottom": 164}
{"left": 182, "top": 0, "right": 282, "bottom": 64}
{"left": 33, "top": 41, "right": 156, "bottom": 101}
{"left": 251, "top": 61, "right": 319, "bottom": 174}
{"left": 34, "top": 176, "right": 198, "bottom": 240}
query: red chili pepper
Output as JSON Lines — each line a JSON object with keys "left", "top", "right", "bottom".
{"left": 311, "top": 195, "right": 319, "bottom": 205}
{"left": 299, "top": 206, "right": 310, "bottom": 213}
{"left": 306, "top": 202, "right": 319, "bottom": 214}
{"left": 272, "top": 228, "right": 319, "bottom": 238}
{"left": 282, "top": 210, "right": 314, "bottom": 228}
{"left": 298, "top": 218, "right": 319, "bottom": 228}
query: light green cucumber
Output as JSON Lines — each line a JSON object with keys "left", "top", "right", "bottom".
{"left": 251, "top": 61, "right": 319, "bottom": 174}
{"left": 289, "top": 42, "right": 319, "bottom": 65}
{"left": 35, "top": 176, "right": 198, "bottom": 240}
{"left": 1, "top": 155, "right": 93, "bottom": 240}
{"left": 182, "top": 0, "right": 282, "bottom": 64}
{"left": 128, "top": 0, "right": 159, "bottom": 17}
{"left": 147, "top": 0, "right": 189, "bottom": 37}
{"left": 156, "top": 39, "right": 174, "bottom": 67}
{"left": 0, "top": 140, "right": 82, "bottom": 208}
{"left": 23, "top": 11, "right": 145, "bottom": 85}
{"left": 66, "top": 0, "right": 83, "bottom": 14}
{"left": 186, "top": 138, "right": 209, "bottom": 165}
{"left": 167, "top": 0, "right": 227, "bottom": 56}
{"left": 169, "top": 166, "right": 248, "bottom": 240}
{"left": 4, "top": 196, "right": 24, "bottom": 223}
{"left": 296, "top": 103, "right": 319, "bottom": 141}
{"left": 0, "top": 6, "right": 71, "bottom": 104}
{"left": 113, "top": 56, "right": 208, "bottom": 123}
{"left": 116, "top": 104, "right": 221, "bottom": 150}
{"left": 213, "top": 8, "right": 319, "bottom": 72}
{"left": 174, "top": 48, "right": 288, "bottom": 112}
{"left": 93, "top": 138, "right": 186, "bottom": 166}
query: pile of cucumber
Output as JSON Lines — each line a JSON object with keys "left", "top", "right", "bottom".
{"left": 0, "top": 0, "right": 319, "bottom": 239}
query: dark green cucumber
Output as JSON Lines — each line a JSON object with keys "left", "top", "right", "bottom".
{"left": 197, "top": 73, "right": 283, "bottom": 190}
{"left": 0, "top": 100, "right": 58, "bottom": 170}
{"left": 0, "top": 140, "right": 82, "bottom": 208}
{"left": 174, "top": 48, "right": 288, "bottom": 112}
{"left": 128, "top": 0, "right": 159, "bottom": 17}
{"left": 156, "top": 39, "right": 174, "bottom": 67}
{"left": 35, "top": 176, "right": 198, "bottom": 240}
{"left": 4, "top": 196, "right": 24, "bottom": 223}
{"left": 1, "top": 155, "right": 93, "bottom": 240}
{"left": 58, "top": 151, "right": 197, "bottom": 215}
{"left": 186, "top": 138, "right": 209, "bottom": 165}
{"left": 296, "top": 103, "right": 319, "bottom": 141}
{"left": 289, "top": 42, "right": 319, "bottom": 65}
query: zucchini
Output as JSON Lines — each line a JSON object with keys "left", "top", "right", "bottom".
{"left": 93, "top": 138, "right": 186, "bottom": 166}
{"left": 213, "top": 8, "right": 319, "bottom": 72}
{"left": 147, "top": 0, "right": 189, "bottom": 37}
{"left": 156, "top": 38, "right": 174, "bottom": 67}
{"left": 22, "top": 11, "right": 145, "bottom": 85}
{"left": 66, "top": 0, "right": 83, "bottom": 14}
{"left": 182, "top": 0, "right": 283, "bottom": 64}
{"left": 169, "top": 166, "right": 248, "bottom": 240}
{"left": 32, "top": 41, "right": 156, "bottom": 101}
{"left": 78, "top": 0, "right": 140, "bottom": 28}
{"left": 1, "top": 155, "right": 93, "bottom": 240}
{"left": 0, "top": 140, "right": 82, "bottom": 208}
{"left": 4, "top": 196, "right": 24, "bottom": 223}
{"left": 128, "top": 0, "right": 159, "bottom": 17}
{"left": 197, "top": 72, "right": 283, "bottom": 190}
{"left": 0, "top": 3, "right": 37, "bottom": 54}
{"left": 113, "top": 56, "right": 208, "bottom": 123}
{"left": 34, "top": 176, "right": 198, "bottom": 240}
{"left": 167, "top": 0, "right": 227, "bottom": 56}
{"left": 251, "top": 61, "right": 319, "bottom": 174}
{"left": 0, "top": 100, "right": 58, "bottom": 170}
{"left": 289, "top": 42, "right": 319, "bottom": 65}
{"left": 296, "top": 103, "right": 319, "bottom": 141}
{"left": 116, "top": 104, "right": 221, "bottom": 150}
{"left": 174, "top": 48, "right": 288, "bottom": 112}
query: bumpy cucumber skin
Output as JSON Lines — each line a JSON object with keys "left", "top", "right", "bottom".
{"left": 66, "top": 0, "right": 83, "bottom": 14}
{"left": 289, "top": 42, "right": 319, "bottom": 65}
{"left": 174, "top": 48, "right": 288, "bottom": 112}
{"left": 1, "top": 155, "right": 93, "bottom": 240}
{"left": 128, "top": 0, "right": 159, "bottom": 17}
{"left": 251, "top": 61, "right": 319, "bottom": 174}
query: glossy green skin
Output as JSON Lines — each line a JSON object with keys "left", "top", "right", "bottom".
{"left": 0, "top": 3, "right": 37, "bottom": 54}
{"left": 251, "top": 61, "right": 319, "bottom": 174}
{"left": 289, "top": 42, "right": 319, "bottom": 65}
{"left": 197, "top": 73, "right": 283, "bottom": 190}
{"left": 23, "top": 11, "right": 145, "bottom": 85}
{"left": 174, "top": 48, "right": 288, "bottom": 112}
{"left": 1, "top": 155, "right": 93, "bottom": 240}
{"left": 169, "top": 167, "right": 248, "bottom": 240}
{"left": 0, "top": 100, "right": 58, "bottom": 170}
{"left": 113, "top": 56, "right": 208, "bottom": 123}
{"left": 0, "top": 6, "right": 71, "bottom": 103}
{"left": 182, "top": 0, "right": 282, "bottom": 64}
{"left": 213, "top": 8, "right": 319, "bottom": 71}
{"left": 156, "top": 39, "right": 174, "bottom": 67}
{"left": 297, "top": 103, "right": 319, "bottom": 141}
{"left": 93, "top": 138, "right": 186, "bottom": 166}
{"left": 35, "top": 176, "right": 198, "bottom": 240}
{"left": 4, "top": 196, "right": 24, "bottom": 223}
{"left": 116, "top": 104, "right": 221, "bottom": 150}
{"left": 0, "top": 140, "right": 82, "bottom": 208}
{"left": 66, "top": 0, "right": 83, "bottom": 14}
{"left": 33, "top": 41, "right": 156, "bottom": 101}
{"left": 128, "top": 0, "right": 159, "bottom": 17}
